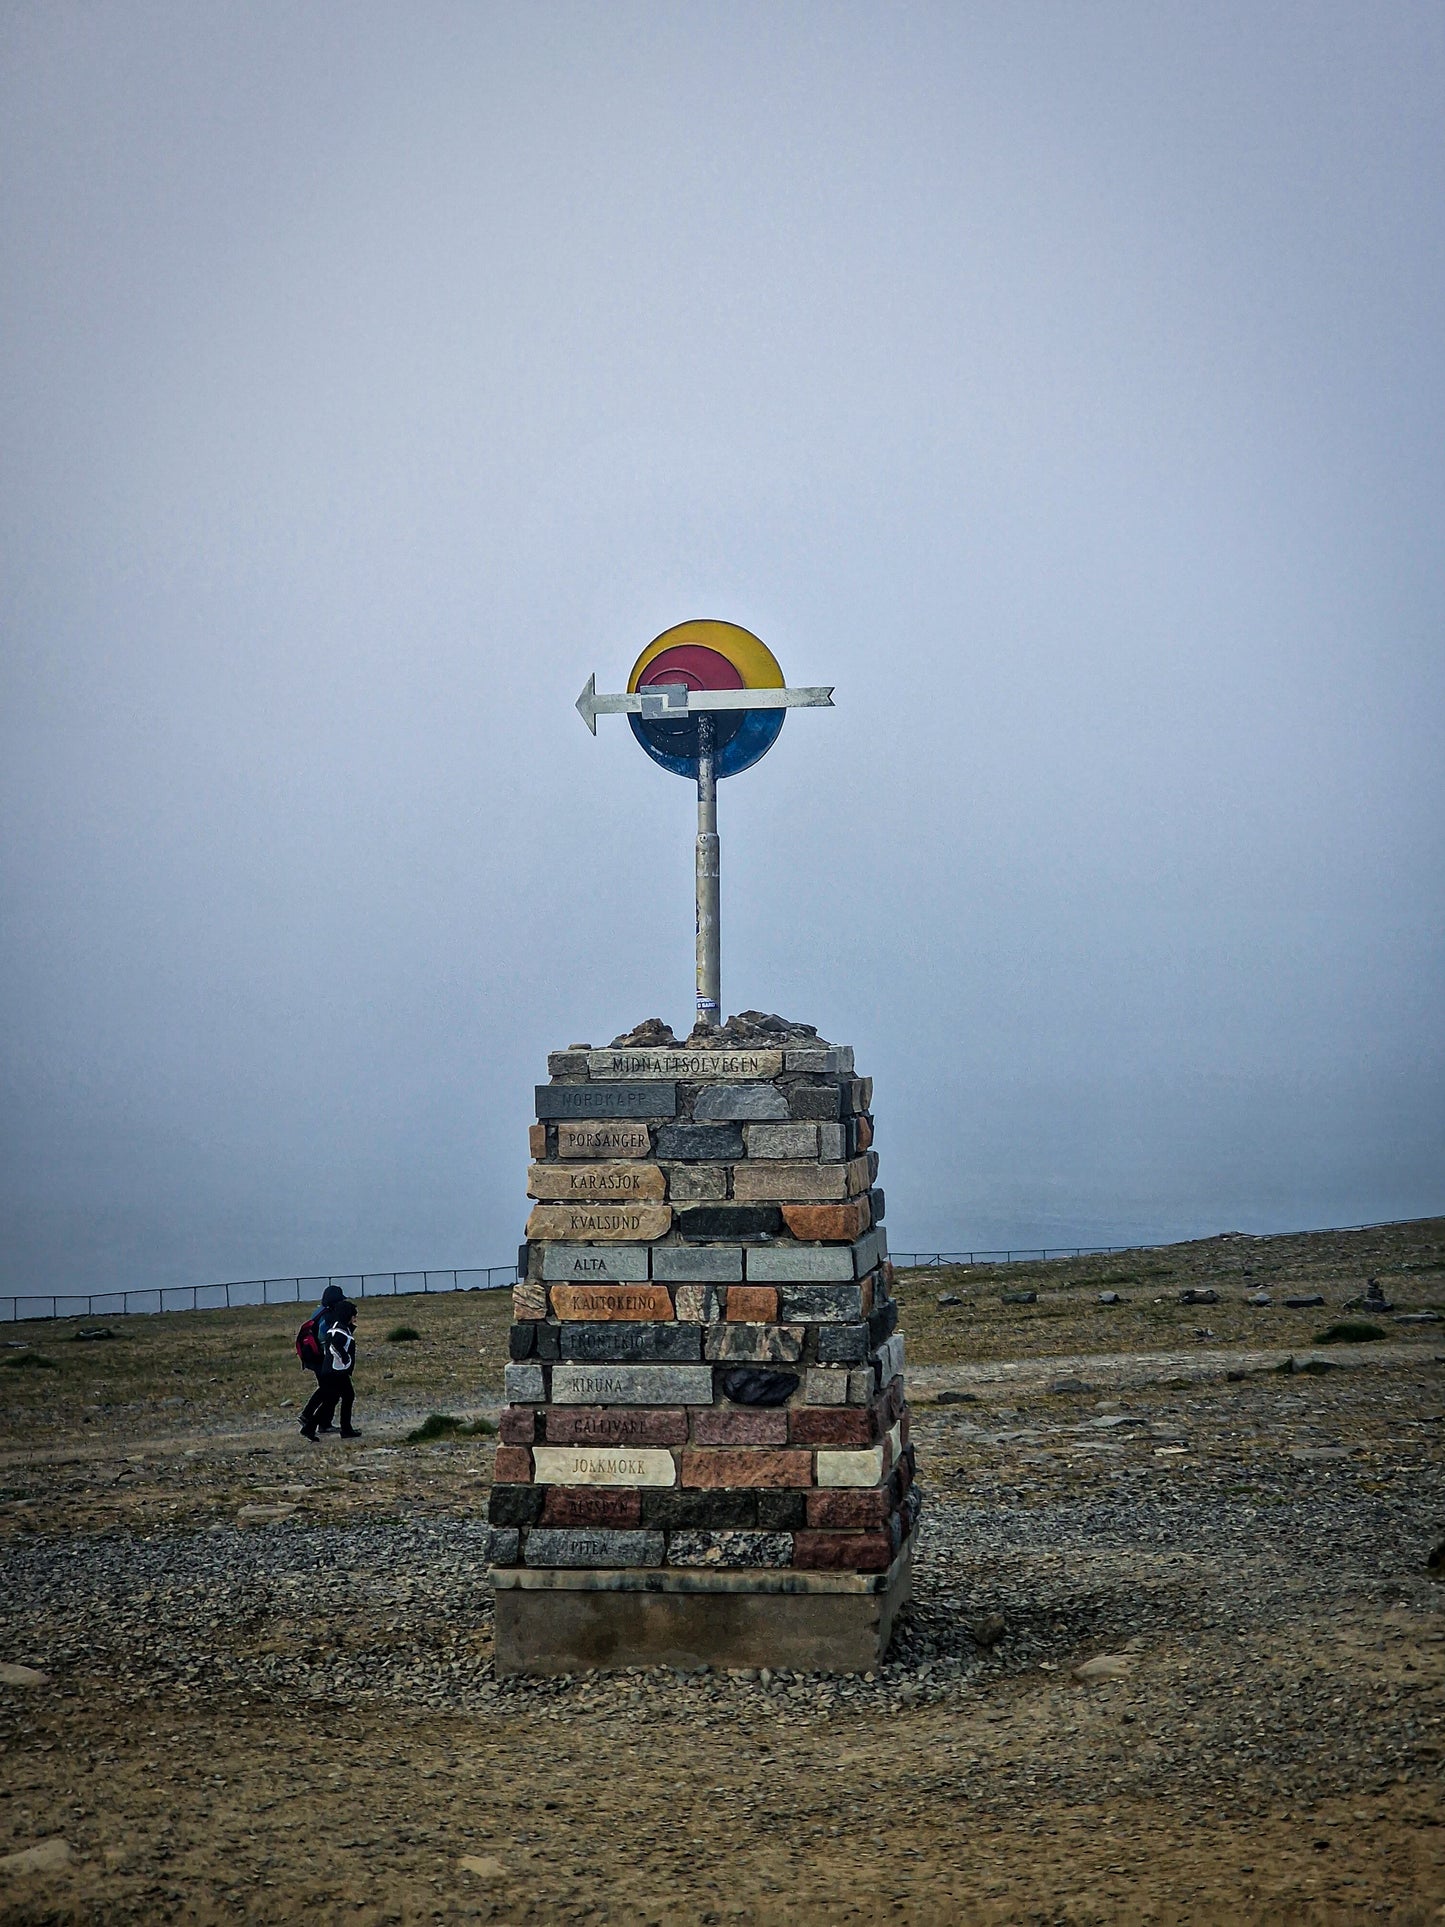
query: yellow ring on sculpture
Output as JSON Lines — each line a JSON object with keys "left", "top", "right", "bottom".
{"left": 628, "top": 620, "right": 784, "bottom": 693}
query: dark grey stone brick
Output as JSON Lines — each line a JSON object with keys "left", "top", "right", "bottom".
{"left": 559, "top": 1322, "right": 703, "bottom": 1363}
{"left": 654, "top": 1123, "right": 745, "bottom": 1160}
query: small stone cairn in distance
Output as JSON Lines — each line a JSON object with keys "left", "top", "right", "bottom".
{"left": 488, "top": 1013, "right": 920, "bottom": 1673}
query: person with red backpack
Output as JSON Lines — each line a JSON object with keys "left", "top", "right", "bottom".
{"left": 297, "top": 1284, "right": 348, "bottom": 1441}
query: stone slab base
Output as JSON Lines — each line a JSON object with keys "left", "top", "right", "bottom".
{"left": 491, "top": 1535, "right": 915, "bottom": 1676}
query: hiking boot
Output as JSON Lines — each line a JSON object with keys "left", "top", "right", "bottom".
{"left": 299, "top": 1422, "right": 319, "bottom": 1441}
{"left": 340, "top": 1427, "right": 361, "bottom": 1438}
{"left": 318, "top": 1424, "right": 339, "bottom": 1434}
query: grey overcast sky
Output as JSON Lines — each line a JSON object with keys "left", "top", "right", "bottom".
{"left": 2, "top": 2, "right": 1442, "bottom": 1294}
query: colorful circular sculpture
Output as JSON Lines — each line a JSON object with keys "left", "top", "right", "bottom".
{"left": 628, "top": 620, "right": 786, "bottom": 779}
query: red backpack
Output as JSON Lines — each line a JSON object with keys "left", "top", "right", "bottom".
{"left": 295, "top": 1314, "right": 325, "bottom": 1371}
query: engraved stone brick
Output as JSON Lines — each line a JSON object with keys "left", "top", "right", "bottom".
{"left": 783, "top": 1045, "right": 854, "bottom": 1074}
{"left": 664, "top": 1163, "right": 727, "bottom": 1201}
{"left": 793, "top": 1529, "right": 892, "bottom": 1571}
{"left": 492, "top": 1444, "right": 533, "bottom": 1484}
{"left": 642, "top": 1488, "right": 757, "bottom": 1529}
{"left": 817, "top": 1322, "right": 869, "bottom": 1365}
{"left": 693, "top": 1082, "right": 789, "bottom": 1121}
{"left": 777, "top": 1283, "right": 864, "bottom": 1323}
{"left": 513, "top": 1278, "right": 547, "bottom": 1320}
{"left": 704, "top": 1324, "right": 804, "bottom": 1364}
{"left": 780, "top": 1199, "right": 870, "bottom": 1243}
{"left": 531, "top": 1445, "right": 677, "bottom": 1486}
{"left": 751, "top": 1490, "right": 801, "bottom": 1531}
{"left": 680, "top": 1447, "right": 813, "bottom": 1488}
{"left": 523, "top": 1528, "right": 665, "bottom": 1567}
{"left": 676, "top": 1203, "right": 783, "bottom": 1240}
{"left": 790, "top": 1405, "right": 876, "bottom": 1446}
{"left": 805, "top": 1483, "right": 894, "bottom": 1530}
{"left": 668, "top": 1530, "right": 793, "bottom": 1568}
{"left": 528, "top": 1122, "right": 547, "bottom": 1158}
{"left": 504, "top": 1361, "right": 546, "bottom": 1403}
{"left": 539, "top": 1488, "right": 643, "bottom": 1528}
{"left": 499, "top": 1406, "right": 538, "bottom": 1444}
{"left": 588, "top": 1048, "right": 782, "bottom": 1080}
{"left": 743, "top": 1243, "right": 857, "bottom": 1282}
{"left": 731, "top": 1161, "right": 855, "bottom": 1202}
{"left": 744, "top": 1121, "right": 819, "bottom": 1159}
{"left": 557, "top": 1120, "right": 653, "bottom": 1159}
{"left": 527, "top": 1161, "right": 666, "bottom": 1201}
{"left": 486, "top": 1526, "right": 520, "bottom": 1565}
{"left": 550, "top": 1363, "right": 715, "bottom": 1405}
{"left": 672, "top": 1283, "right": 723, "bottom": 1323}
{"left": 788, "top": 1084, "right": 843, "bottom": 1121}
{"left": 535, "top": 1083, "right": 676, "bottom": 1120}
{"left": 690, "top": 1406, "right": 788, "bottom": 1445}
{"left": 725, "top": 1283, "right": 778, "bottom": 1322}
{"left": 525, "top": 1202, "right": 671, "bottom": 1242}
{"left": 550, "top": 1283, "right": 673, "bottom": 1322}
{"left": 652, "top": 1244, "right": 743, "bottom": 1283}
{"left": 654, "top": 1123, "right": 744, "bottom": 1161}
{"left": 559, "top": 1323, "right": 702, "bottom": 1363}
{"left": 804, "top": 1367, "right": 851, "bottom": 1405}
{"left": 544, "top": 1406, "right": 689, "bottom": 1446}
{"left": 540, "top": 1245, "right": 650, "bottom": 1283}
{"left": 816, "top": 1444, "right": 887, "bottom": 1486}
{"left": 488, "top": 1485, "right": 544, "bottom": 1527}
{"left": 817, "top": 1122, "right": 846, "bottom": 1161}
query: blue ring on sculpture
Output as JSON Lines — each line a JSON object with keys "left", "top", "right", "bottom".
{"left": 628, "top": 708, "right": 785, "bottom": 780}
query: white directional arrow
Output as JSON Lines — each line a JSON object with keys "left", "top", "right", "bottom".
{"left": 576, "top": 672, "right": 834, "bottom": 734}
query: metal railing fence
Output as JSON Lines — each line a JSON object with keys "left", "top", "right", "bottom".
{"left": 1, "top": 1265, "right": 519, "bottom": 1325}
{"left": 891, "top": 1246, "right": 1139, "bottom": 1268}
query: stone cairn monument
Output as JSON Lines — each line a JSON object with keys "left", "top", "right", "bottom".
{"left": 488, "top": 625, "right": 919, "bottom": 1673}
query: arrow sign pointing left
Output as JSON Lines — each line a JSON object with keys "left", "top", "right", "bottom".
{"left": 575, "top": 673, "right": 834, "bottom": 734}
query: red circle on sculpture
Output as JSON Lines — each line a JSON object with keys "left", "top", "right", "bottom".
{"left": 637, "top": 644, "right": 744, "bottom": 692}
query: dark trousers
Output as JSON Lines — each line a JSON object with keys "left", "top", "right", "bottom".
{"left": 301, "top": 1369, "right": 353, "bottom": 1432}
{"left": 320, "top": 1372, "right": 354, "bottom": 1432}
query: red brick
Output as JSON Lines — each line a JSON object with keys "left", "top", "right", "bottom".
{"left": 793, "top": 1530, "right": 893, "bottom": 1571}
{"left": 895, "top": 1445, "right": 914, "bottom": 1494}
{"left": 859, "top": 1273, "right": 874, "bottom": 1313}
{"left": 491, "top": 1444, "right": 533, "bottom": 1484}
{"left": 900, "top": 1409, "right": 911, "bottom": 1448}
{"left": 681, "top": 1448, "right": 813, "bottom": 1489}
{"left": 544, "top": 1407, "right": 689, "bottom": 1446}
{"left": 854, "top": 1114, "right": 874, "bottom": 1152}
{"left": 779, "top": 1198, "right": 870, "bottom": 1243}
{"left": 528, "top": 1122, "right": 546, "bottom": 1158}
{"left": 539, "top": 1487, "right": 642, "bottom": 1528}
{"left": 726, "top": 1284, "right": 779, "bottom": 1322}
{"left": 883, "top": 1377, "right": 905, "bottom": 1423}
{"left": 690, "top": 1406, "right": 789, "bottom": 1446}
{"left": 499, "top": 1405, "right": 537, "bottom": 1444}
{"left": 789, "top": 1405, "right": 875, "bottom": 1447}
{"left": 805, "top": 1486, "right": 891, "bottom": 1530}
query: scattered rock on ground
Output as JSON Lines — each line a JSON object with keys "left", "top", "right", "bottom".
{"left": 0, "top": 1839, "right": 72, "bottom": 1876}
{"left": 0, "top": 1662, "right": 50, "bottom": 1686}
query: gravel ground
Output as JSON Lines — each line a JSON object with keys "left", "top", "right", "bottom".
{"left": 1, "top": 1223, "right": 1442, "bottom": 1922}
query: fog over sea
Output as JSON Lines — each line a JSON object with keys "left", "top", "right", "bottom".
{"left": 2, "top": 5, "right": 1441, "bottom": 1295}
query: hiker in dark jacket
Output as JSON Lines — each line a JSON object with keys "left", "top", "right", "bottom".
{"left": 316, "top": 1300, "right": 360, "bottom": 1438}
{"left": 299, "top": 1284, "right": 348, "bottom": 1440}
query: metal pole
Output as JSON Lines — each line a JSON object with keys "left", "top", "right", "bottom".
{"left": 695, "top": 714, "right": 720, "bottom": 1028}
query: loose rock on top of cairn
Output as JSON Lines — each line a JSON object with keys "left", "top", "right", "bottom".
{"left": 488, "top": 1019, "right": 919, "bottom": 1674}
